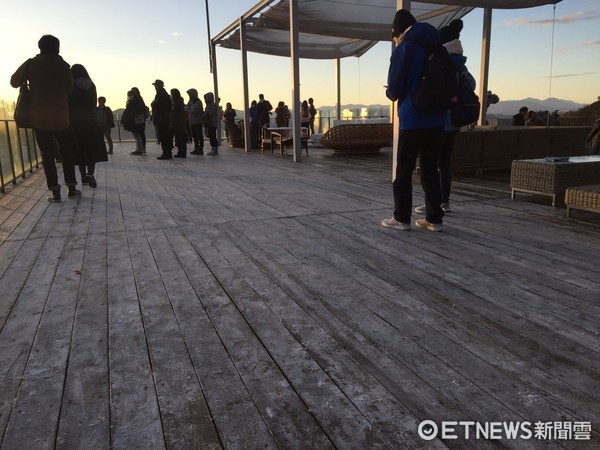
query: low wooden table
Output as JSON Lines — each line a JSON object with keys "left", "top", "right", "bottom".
{"left": 510, "top": 155, "right": 600, "bottom": 206}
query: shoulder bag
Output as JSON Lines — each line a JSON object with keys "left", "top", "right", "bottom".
{"left": 14, "top": 60, "right": 32, "bottom": 128}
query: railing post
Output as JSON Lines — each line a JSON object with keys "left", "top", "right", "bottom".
{"left": 4, "top": 121, "right": 18, "bottom": 185}
{"left": 23, "top": 129, "right": 34, "bottom": 173}
{"left": 31, "top": 130, "right": 40, "bottom": 168}
{"left": 15, "top": 127, "right": 27, "bottom": 179}
{"left": 0, "top": 122, "right": 7, "bottom": 193}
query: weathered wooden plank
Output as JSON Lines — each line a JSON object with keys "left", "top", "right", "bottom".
{"left": 211, "top": 222, "right": 444, "bottom": 449}
{"left": 127, "top": 230, "right": 221, "bottom": 449}
{"left": 148, "top": 229, "right": 278, "bottom": 449}
{"left": 0, "top": 235, "right": 67, "bottom": 440}
{"left": 106, "top": 230, "right": 165, "bottom": 449}
{"left": 56, "top": 231, "right": 110, "bottom": 449}
{"left": 1, "top": 233, "right": 85, "bottom": 449}
{"left": 176, "top": 226, "right": 338, "bottom": 449}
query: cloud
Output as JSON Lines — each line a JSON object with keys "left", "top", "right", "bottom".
{"left": 554, "top": 39, "right": 600, "bottom": 55}
{"left": 171, "top": 32, "right": 183, "bottom": 36}
{"left": 158, "top": 40, "right": 166, "bottom": 44}
{"left": 504, "top": 10, "right": 600, "bottom": 27}
{"left": 542, "top": 72, "right": 596, "bottom": 79}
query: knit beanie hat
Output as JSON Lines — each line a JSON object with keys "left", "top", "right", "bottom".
{"left": 392, "top": 9, "right": 416, "bottom": 37}
{"left": 439, "top": 19, "right": 463, "bottom": 44}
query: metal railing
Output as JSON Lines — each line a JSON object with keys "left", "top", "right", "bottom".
{"left": 0, "top": 120, "right": 41, "bottom": 194}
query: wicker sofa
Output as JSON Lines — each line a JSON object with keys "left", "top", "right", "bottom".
{"left": 319, "top": 123, "right": 393, "bottom": 154}
{"left": 452, "top": 126, "right": 591, "bottom": 174}
{"left": 565, "top": 185, "right": 600, "bottom": 217}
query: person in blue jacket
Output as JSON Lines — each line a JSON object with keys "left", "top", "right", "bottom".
{"left": 381, "top": 9, "right": 446, "bottom": 232}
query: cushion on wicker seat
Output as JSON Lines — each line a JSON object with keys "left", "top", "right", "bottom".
{"left": 319, "top": 123, "right": 393, "bottom": 154}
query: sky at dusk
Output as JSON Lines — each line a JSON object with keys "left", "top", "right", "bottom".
{"left": 1, "top": 0, "right": 598, "bottom": 112}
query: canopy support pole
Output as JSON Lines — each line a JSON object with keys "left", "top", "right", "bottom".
{"left": 478, "top": 7, "right": 492, "bottom": 126}
{"left": 240, "top": 18, "right": 251, "bottom": 153}
{"left": 290, "top": 0, "right": 301, "bottom": 162}
{"left": 205, "top": 0, "right": 217, "bottom": 98}
{"left": 336, "top": 58, "right": 341, "bottom": 123}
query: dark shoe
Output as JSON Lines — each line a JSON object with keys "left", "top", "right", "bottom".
{"left": 68, "top": 187, "right": 82, "bottom": 198}
{"left": 47, "top": 190, "right": 61, "bottom": 202}
{"left": 157, "top": 154, "right": 172, "bottom": 160}
{"left": 207, "top": 148, "right": 218, "bottom": 156}
{"left": 81, "top": 178, "right": 89, "bottom": 186}
{"left": 131, "top": 151, "right": 143, "bottom": 155}
{"left": 190, "top": 150, "right": 203, "bottom": 155}
{"left": 86, "top": 174, "right": 97, "bottom": 188}
{"left": 107, "top": 150, "right": 113, "bottom": 154}
{"left": 174, "top": 153, "right": 187, "bottom": 158}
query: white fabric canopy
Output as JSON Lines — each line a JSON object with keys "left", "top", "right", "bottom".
{"left": 213, "top": 0, "right": 560, "bottom": 59}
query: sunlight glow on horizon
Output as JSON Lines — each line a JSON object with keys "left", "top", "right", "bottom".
{"left": 1, "top": 0, "right": 598, "bottom": 113}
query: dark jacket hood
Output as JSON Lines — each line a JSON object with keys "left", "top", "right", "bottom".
{"left": 204, "top": 92, "right": 214, "bottom": 104}
{"left": 402, "top": 22, "right": 441, "bottom": 52}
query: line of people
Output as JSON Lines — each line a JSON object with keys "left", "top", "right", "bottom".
{"left": 122, "top": 80, "right": 220, "bottom": 159}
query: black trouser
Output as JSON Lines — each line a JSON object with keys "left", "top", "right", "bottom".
{"left": 156, "top": 123, "right": 172, "bottom": 156}
{"left": 191, "top": 124, "right": 204, "bottom": 150}
{"left": 393, "top": 127, "right": 444, "bottom": 224}
{"left": 439, "top": 130, "right": 459, "bottom": 204}
{"left": 35, "top": 128, "right": 77, "bottom": 190}
{"left": 207, "top": 127, "right": 218, "bottom": 149}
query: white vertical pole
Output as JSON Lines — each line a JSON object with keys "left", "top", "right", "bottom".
{"left": 240, "top": 18, "right": 251, "bottom": 153}
{"left": 336, "top": 58, "right": 341, "bottom": 124}
{"left": 290, "top": 0, "right": 301, "bottom": 162}
{"left": 205, "top": 0, "right": 219, "bottom": 103}
{"left": 479, "top": 8, "right": 492, "bottom": 126}
{"left": 393, "top": 0, "right": 411, "bottom": 180}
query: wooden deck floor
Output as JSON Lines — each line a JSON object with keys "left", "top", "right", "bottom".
{"left": 0, "top": 140, "right": 598, "bottom": 449}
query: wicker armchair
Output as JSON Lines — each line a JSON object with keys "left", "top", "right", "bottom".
{"left": 320, "top": 123, "right": 393, "bottom": 154}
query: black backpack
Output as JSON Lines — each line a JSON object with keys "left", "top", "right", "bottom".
{"left": 411, "top": 44, "right": 457, "bottom": 111}
{"left": 451, "top": 68, "right": 480, "bottom": 127}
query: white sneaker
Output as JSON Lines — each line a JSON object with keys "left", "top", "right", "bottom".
{"left": 415, "top": 219, "right": 443, "bottom": 232}
{"left": 381, "top": 218, "right": 411, "bottom": 231}
{"left": 415, "top": 203, "right": 451, "bottom": 214}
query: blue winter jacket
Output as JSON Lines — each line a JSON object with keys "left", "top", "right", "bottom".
{"left": 386, "top": 22, "right": 446, "bottom": 130}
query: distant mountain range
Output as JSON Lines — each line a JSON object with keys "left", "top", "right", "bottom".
{"left": 320, "top": 98, "right": 587, "bottom": 118}
{"left": 487, "top": 98, "right": 585, "bottom": 117}
{"left": 110, "top": 98, "right": 587, "bottom": 120}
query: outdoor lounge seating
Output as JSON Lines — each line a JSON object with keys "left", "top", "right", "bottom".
{"left": 319, "top": 123, "right": 393, "bottom": 154}
{"left": 510, "top": 155, "right": 600, "bottom": 206}
{"left": 565, "top": 184, "right": 600, "bottom": 217}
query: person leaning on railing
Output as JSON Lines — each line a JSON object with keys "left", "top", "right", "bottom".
{"left": 587, "top": 117, "right": 600, "bottom": 155}
{"left": 10, "top": 34, "right": 81, "bottom": 202}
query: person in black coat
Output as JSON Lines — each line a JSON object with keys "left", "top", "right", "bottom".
{"left": 69, "top": 63, "right": 107, "bottom": 188}
{"left": 255, "top": 93, "right": 272, "bottom": 127}
{"left": 151, "top": 79, "right": 173, "bottom": 160}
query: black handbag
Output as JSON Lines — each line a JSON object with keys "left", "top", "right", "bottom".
{"left": 14, "top": 83, "right": 32, "bottom": 128}
{"left": 14, "top": 59, "right": 32, "bottom": 128}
